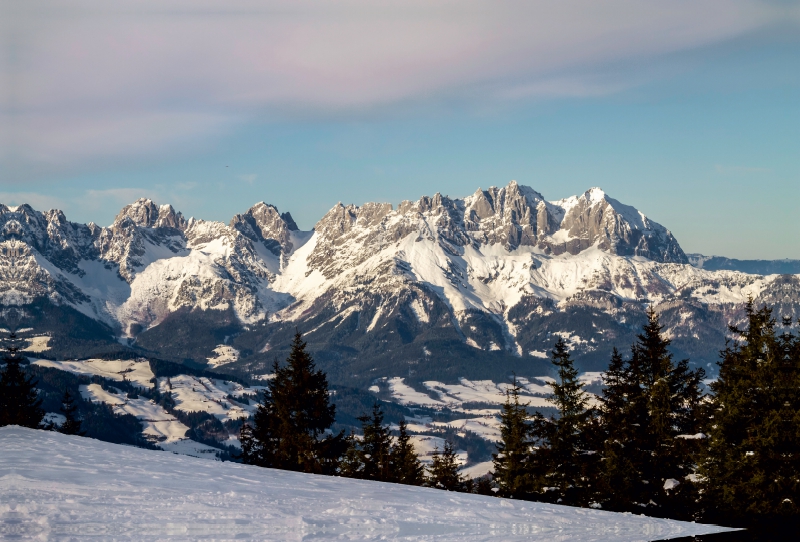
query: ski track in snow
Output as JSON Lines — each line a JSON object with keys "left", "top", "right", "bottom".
{"left": 0, "top": 427, "right": 735, "bottom": 541}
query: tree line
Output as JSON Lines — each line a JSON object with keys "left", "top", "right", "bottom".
{"left": 239, "top": 331, "right": 474, "bottom": 491}
{"left": 238, "top": 303, "right": 800, "bottom": 530}
{"left": 3, "top": 301, "right": 798, "bottom": 530}
{"left": 491, "top": 301, "right": 799, "bottom": 531}
{"left": 0, "top": 332, "right": 84, "bottom": 436}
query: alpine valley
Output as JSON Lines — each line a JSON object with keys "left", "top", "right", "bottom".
{"left": 3, "top": 180, "right": 799, "bottom": 389}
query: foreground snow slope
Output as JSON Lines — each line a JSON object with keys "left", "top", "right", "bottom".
{"left": 0, "top": 427, "right": 733, "bottom": 541}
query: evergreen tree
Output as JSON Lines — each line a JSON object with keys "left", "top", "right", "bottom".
{"left": 0, "top": 333, "right": 44, "bottom": 429}
{"left": 492, "top": 376, "right": 534, "bottom": 499}
{"left": 390, "top": 419, "right": 425, "bottom": 486}
{"left": 340, "top": 407, "right": 424, "bottom": 485}
{"left": 240, "top": 330, "right": 345, "bottom": 474}
{"left": 428, "top": 440, "right": 463, "bottom": 491}
{"left": 598, "top": 308, "right": 705, "bottom": 517}
{"left": 338, "top": 432, "right": 364, "bottom": 479}
{"left": 701, "top": 300, "right": 800, "bottom": 525}
{"left": 598, "top": 348, "right": 642, "bottom": 510}
{"left": 529, "top": 338, "right": 595, "bottom": 506}
{"left": 356, "top": 403, "right": 393, "bottom": 482}
{"left": 59, "top": 389, "right": 85, "bottom": 436}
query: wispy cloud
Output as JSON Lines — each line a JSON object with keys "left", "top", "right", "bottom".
{"left": 239, "top": 174, "right": 257, "bottom": 185}
{"left": 2, "top": 0, "right": 797, "bottom": 180}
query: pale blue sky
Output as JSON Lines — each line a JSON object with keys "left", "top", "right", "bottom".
{"left": 1, "top": 1, "right": 799, "bottom": 259}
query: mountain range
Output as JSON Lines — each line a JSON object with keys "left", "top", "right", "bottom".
{"left": 2, "top": 181, "right": 798, "bottom": 387}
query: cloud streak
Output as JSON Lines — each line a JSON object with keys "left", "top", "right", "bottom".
{"left": 2, "top": 0, "right": 798, "bottom": 180}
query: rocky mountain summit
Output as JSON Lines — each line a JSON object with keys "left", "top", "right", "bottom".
{"left": 1, "top": 182, "right": 796, "bottom": 385}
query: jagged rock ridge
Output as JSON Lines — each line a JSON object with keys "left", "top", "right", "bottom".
{"left": 0, "top": 182, "right": 796, "bottom": 382}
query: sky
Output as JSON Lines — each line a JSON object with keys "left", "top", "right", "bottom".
{"left": 1, "top": 0, "right": 799, "bottom": 259}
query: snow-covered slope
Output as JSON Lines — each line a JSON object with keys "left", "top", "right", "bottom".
{"left": 0, "top": 427, "right": 734, "bottom": 541}
{"left": 156, "top": 374, "right": 257, "bottom": 423}
{"left": 77, "top": 383, "right": 222, "bottom": 458}
{"left": 2, "top": 182, "right": 799, "bottom": 380}
{"left": 32, "top": 358, "right": 155, "bottom": 388}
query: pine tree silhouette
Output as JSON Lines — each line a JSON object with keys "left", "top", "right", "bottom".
{"left": 530, "top": 337, "right": 595, "bottom": 506}
{"left": 390, "top": 419, "right": 425, "bottom": 486}
{"left": 355, "top": 403, "right": 393, "bottom": 481}
{"left": 701, "top": 299, "right": 800, "bottom": 526}
{"left": 493, "top": 375, "right": 534, "bottom": 499}
{"left": 0, "top": 332, "right": 44, "bottom": 429}
{"left": 428, "top": 440, "right": 463, "bottom": 491}
{"left": 240, "top": 330, "right": 345, "bottom": 474}
{"left": 598, "top": 308, "right": 704, "bottom": 517}
{"left": 598, "top": 348, "right": 639, "bottom": 510}
{"left": 59, "top": 389, "right": 85, "bottom": 436}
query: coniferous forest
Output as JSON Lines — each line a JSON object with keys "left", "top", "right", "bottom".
{"left": 235, "top": 303, "right": 800, "bottom": 534}
{"left": 3, "top": 301, "right": 799, "bottom": 534}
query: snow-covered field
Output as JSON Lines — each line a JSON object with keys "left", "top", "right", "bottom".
{"left": 206, "top": 345, "right": 240, "bottom": 368}
{"left": 157, "top": 375, "right": 257, "bottom": 423}
{"left": 32, "top": 358, "right": 156, "bottom": 389}
{"left": 79, "top": 383, "right": 221, "bottom": 458}
{"left": 386, "top": 376, "right": 564, "bottom": 409}
{"left": 0, "top": 427, "right": 734, "bottom": 541}
{"left": 23, "top": 335, "right": 51, "bottom": 352}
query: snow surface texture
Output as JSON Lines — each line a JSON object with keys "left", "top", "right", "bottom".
{"left": 0, "top": 427, "right": 734, "bottom": 541}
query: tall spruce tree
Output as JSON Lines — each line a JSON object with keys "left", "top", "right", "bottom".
{"left": 598, "top": 348, "right": 640, "bottom": 510}
{"left": 355, "top": 403, "right": 393, "bottom": 482}
{"left": 529, "top": 338, "right": 595, "bottom": 506}
{"left": 701, "top": 300, "right": 800, "bottom": 525}
{"left": 59, "top": 389, "right": 85, "bottom": 436}
{"left": 0, "top": 332, "right": 44, "bottom": 429}
{"left": 390, "top": 420, "right": 425, "bottom": 486}
{"left": 338, "top": 432, "right": 364, "bottom": 479}
{"left": 428, "top": 440, "right": 463, "bottom": 491}
{"left": 598, "top": 308, "right": 704, "bottom": 517}
{"left": 240, "top": 330, "right": 345, "bottom": 474}
{"left": 493, "top": 376, "right": 534, "bottom": 499}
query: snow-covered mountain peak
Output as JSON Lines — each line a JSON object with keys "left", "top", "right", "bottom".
{"left": 2, "top": 187, "right": 775, "bottom": 371}
{"left": 230, "top": 202, "right": 299, "bottom": 258}
{"left": 584, "top": 186, "right": 607, "bottom": 204}
{"left": 540, "top": 187, "right": 685, "bottom": 264}
{"left": 113, "top": 198, "right": 186, "bottom": 230}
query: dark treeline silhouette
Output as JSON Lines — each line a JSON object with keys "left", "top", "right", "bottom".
{"left": 5, "top": 302, "right": 798, "bottom": 531}
{"left": 240, "top": 305, "right": 800, "bottom": 529}
{"left": 240, "top": 330, "right": 477, "bottom": 490}
{"left": 0, "top": 332, "right": 45, "bottom": 428}
{"left": 240, "top": 330, "right": 347, "bottom": 474}
{"left": 492, "top": 301, "right": 800, "bottom": 532}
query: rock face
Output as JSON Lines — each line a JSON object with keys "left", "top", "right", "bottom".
{"left": 307, "top": 183, "right": 684, "bottom": 277}
{"left": 0, "top": 183, "right": 795, "bottom": 383}
{"left": 230, "top": 202, "right": 299, "bottom": 260}
{"left": 0, "top": 199, "right": 298, "bottom": 334}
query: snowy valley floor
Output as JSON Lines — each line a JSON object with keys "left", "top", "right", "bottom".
{"left": 0, "top": 427, "right": 734, "bottom": 541}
